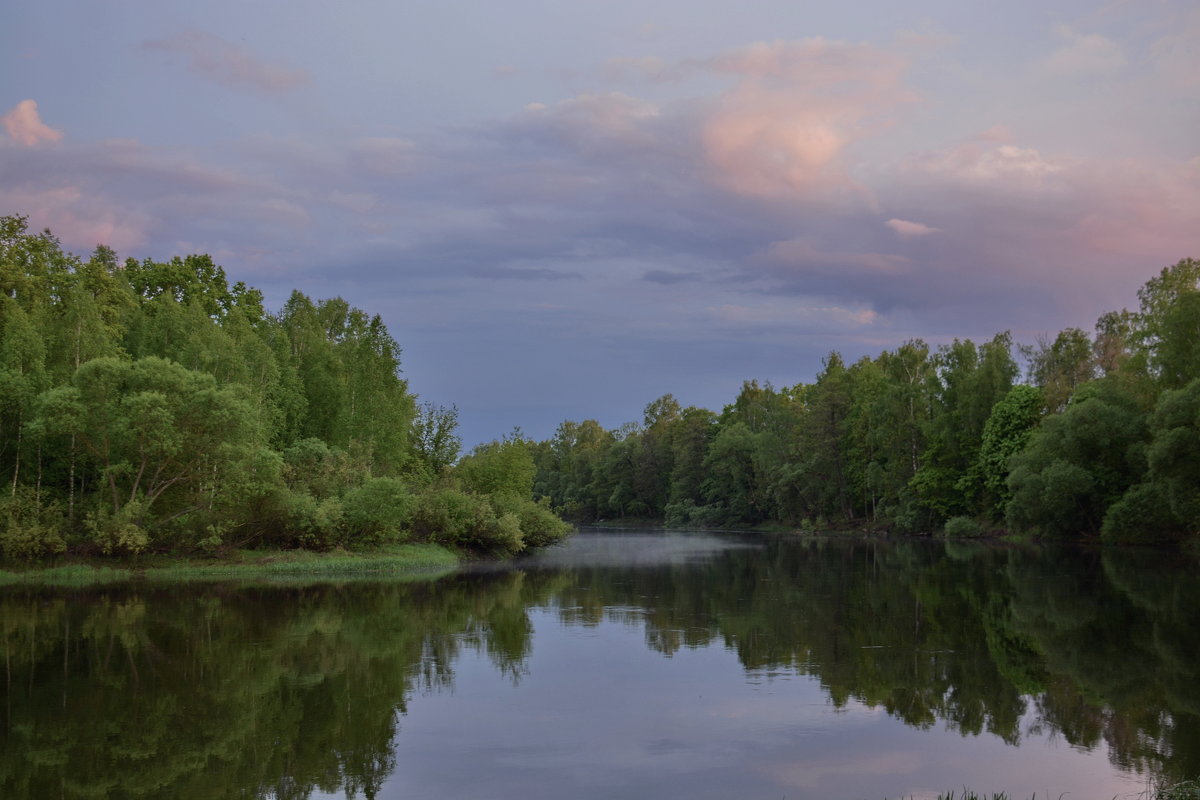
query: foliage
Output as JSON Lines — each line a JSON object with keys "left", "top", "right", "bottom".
{"left": 410, "top": 488, "right": 523, "bottom": 555}
{"left": 976, "top": 384, "right": 1043, "bottom": 512}
{"left": 1158, "top": 780, "right": 1200, "bottom": 800}
{"left": 530, "top": 257, "right": 1200, "bottom": 548}
{"left": 0, "top": 488, "right": 66, "bottom": 559}
{"left": 1005, "top": 381, "right": 1147, "bottom": 538}
{"left": 942, "top": 515, "right": 985, "bottom": 538}
{"left": 0, "top": 214, "right": 569, "bottom": 563}
{"left": 455, "top": 432, "right": 535, "bottom": 498}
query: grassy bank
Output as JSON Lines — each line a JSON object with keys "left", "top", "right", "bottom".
{"left": 0, "top": 543, "right": 459, "bottom": 586}
{"left": 924, "top": 781, "right": 1200, "bottom": 800}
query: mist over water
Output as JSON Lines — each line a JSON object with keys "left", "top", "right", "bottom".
{"left": 3, "top": 530, "right": 1197, "bottom": 799}
{"left": 512, "top": 527, "right": 763, "bottom": 569}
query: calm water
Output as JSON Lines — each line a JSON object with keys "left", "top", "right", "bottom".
{"left": 3, "top": 530, "right": 1199, "bottom": 800}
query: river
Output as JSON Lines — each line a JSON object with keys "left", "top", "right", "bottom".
{"left": 2, "top": 529, "right": 1198, "bottom": 799}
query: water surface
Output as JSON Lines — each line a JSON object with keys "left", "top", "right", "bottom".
{"left": 3, "top": 530, "right": 1198, "bottom": 799}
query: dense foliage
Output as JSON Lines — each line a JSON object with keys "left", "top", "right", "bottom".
{"left": 533, "top": 257, "right": 1200, "bottom": 545}
{"left": 0, "top": 215, "right": 569, "bottom": 560}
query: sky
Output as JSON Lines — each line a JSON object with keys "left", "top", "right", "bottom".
{"left": 2, "top": 1, "right": 1198, "bottom": 448}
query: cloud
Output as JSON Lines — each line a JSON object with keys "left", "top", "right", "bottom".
{"left": 1043, "top": 28, "right": 1127, "bottom": 75}
{"left": 142, "top": 30, "right": 310, "bottom": 94}
{"left": 911, "top": 138, "right": 1066, "bottom": 187}
{"left": 764, "top": 239, "right": 911, "bottom": 275}
{"left": 699, "top": 38, "right": 913, "bottom": 199}
{"left": 517, "top": 92, "right": 662, "bottom": 153}
{"left": 0, "top": 184, "right": 148, "bottom": 251}
{"left": 0, "top": 134, "right": 318, "bottom": 266}
{"left": 885, "top": 218, "right": 939, "bottom": 237}
{"left": 709, "top": 301, "right": 877, "bottom": 330}
{"left": 1, "top": 100, "right": 63, "bottom": 147}
{"left": 643, "top": 270, "right": 694, "bottom": 285}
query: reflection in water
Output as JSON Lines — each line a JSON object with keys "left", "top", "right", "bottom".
{"left": 1, "top": 532, "right": 1197, "bottom": 798}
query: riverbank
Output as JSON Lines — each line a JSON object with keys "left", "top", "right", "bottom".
{"left": 0, "top": 543, "right": 459, "bottom": 586}
{"left": 930, "top": 780, "right": 1200, "bottom": 800}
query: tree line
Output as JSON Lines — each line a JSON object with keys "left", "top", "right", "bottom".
{"left": 532, "top": 257, "right": 1200, "bottom": 545}
{"left": 0, "top": 214, "right": 569, "bottom": 560}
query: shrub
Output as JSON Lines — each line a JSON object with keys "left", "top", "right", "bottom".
{"left": 942, "top": 516, "right": 984, "bottom": 538}
{"left": 85, "top": 501, "right": 150, "bottom": 555}
{"left": 489, "top": 494, "right": 571, "bottom": 548}
{"left": 411, "top": 488, "right": 525, "bottom": 555}
{"left": 341, "top": 477, "right": 414, "bottom": 546}
{"left": 1101, "top": 482, "right": 1183, "bottom": 544}
{"left": 0, "top": 489, "right": 67, "bottom": 560}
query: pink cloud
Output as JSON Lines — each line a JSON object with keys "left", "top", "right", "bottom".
{"left": 885, "top": 218, "right": 939, "bottom": 237}
{"left": 700, "top": 39, "right": 913, "bottom": 199}
{"left": 1063, "top": 157, "right": 1200, "bottom": 263}
{"left": 142, "top": 30, "right": 310, "bottom": 94}
{"left": 910, "top": 135, "right": 1067, "bottom": 188}
{"left": 0, "top": 185, "right": 148, "bottom": 252}
{"left": 1, "top": 100, "right": 63, "bottom": 147}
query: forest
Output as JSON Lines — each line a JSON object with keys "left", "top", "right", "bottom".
{"left": 531, "top": 257, "right": 1200, "bottom": 547}
{"left": 0, "top": 214, "right": 570, "bottom": 561}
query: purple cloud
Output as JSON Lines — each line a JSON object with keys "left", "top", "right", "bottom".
{"left": 142, "top": 30, "right": 310, "bottom": 94}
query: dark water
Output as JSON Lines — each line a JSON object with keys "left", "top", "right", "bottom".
{"left": 3, "top": 531, "right": 1199, "bottom": 799}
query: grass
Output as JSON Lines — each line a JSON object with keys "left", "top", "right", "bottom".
{"left": 916, "top": 781, "right": 1200, "bottom": 800}
{"left": 1159, "top": 780, "right": 1200, "bottom": 800}
{"left": 0, "top": 543, "right": 459, "bottom": 586}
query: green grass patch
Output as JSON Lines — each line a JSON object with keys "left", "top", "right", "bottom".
{"left": 0, "top": 543, "right": 458, "bottom": 586}
{"left": 909, "top": 782, "right": 1200, "bottom": 800}
{"left": 0, "top": 563, "right": 131, "bottom": 587}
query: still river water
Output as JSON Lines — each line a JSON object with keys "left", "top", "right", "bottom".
{"left": 3, "top": 529, "right": 1199, "bottom": 799}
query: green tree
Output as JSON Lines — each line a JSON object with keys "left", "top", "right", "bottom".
{"left": 1022, "top": 327, "right": 1094, "bottom": 413}
{"left": 456, "top": 432, "right": 536, "bottom": 499}
{"left": 34, "top": 357, "right": 274, "bottom": 551}
{"left": 976, "top": 384, "right": 1043, "bottom": 515}
{"left": 1006, "top": 380, "right": 1146, "bottom": 538}
{"left": 412, "top": 402, "right": 462, "bottom": 477}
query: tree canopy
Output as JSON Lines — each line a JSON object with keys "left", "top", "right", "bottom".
{"left": 0, "top": 214, "right": 569, "bottom": 561}
{"left": 533, "top": 257, "right": 1200, "bottom": 547}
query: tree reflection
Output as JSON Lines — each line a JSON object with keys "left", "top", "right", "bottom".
{"left": 1, "top": 537, "right": 1198, "bottom": 797}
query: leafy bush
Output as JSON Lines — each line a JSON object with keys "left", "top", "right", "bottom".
{"left": 489, "top": 493, "right": 571, "bottom": 548}
{"left": 0, "top": 488, "right": 67, "bottom": 560}
{"left": 85, "top": 501, "right": 150, "bottom": 555}
{"left": 663, "top": 500, "right": 695, "bottom": 527}
{"left": 341, "top": 477, "right": 414, "bottom": 546}
{"left": 942, "top": 515, "right": 984, "bottom": 538}
{"left": 1101, "top": 482, "right": 1182, "bottom": 544}
{"left": 411, "top": 488, "right": 524, "bottom": 555}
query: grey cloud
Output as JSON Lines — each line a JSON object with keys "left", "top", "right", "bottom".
{"left": 142, "top": 30, "right": 310, "bottom": 94}
{"left": 643, "top": 270, "right": 695, "bottom": 285}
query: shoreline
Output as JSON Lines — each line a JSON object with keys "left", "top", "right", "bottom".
{"left": 0, "top": 543, "right": 459, "bottom": 586}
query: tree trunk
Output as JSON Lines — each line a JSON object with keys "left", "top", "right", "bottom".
{"left": 10, "top": 412, "right": 21, "bottom": 496}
